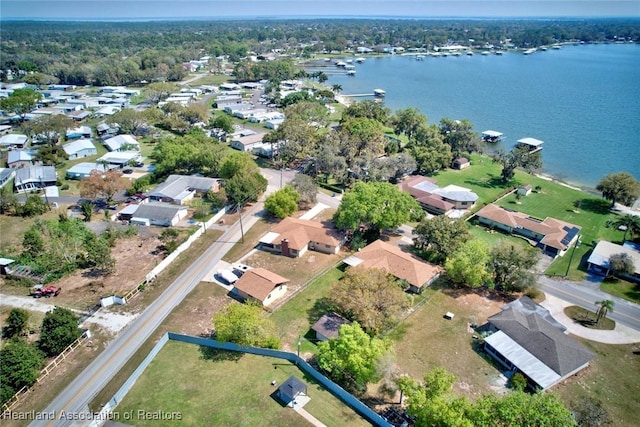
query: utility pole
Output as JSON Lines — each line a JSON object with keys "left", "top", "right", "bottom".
{"left": 564, "top": 235, "right": 581, "bottom": 277}
{"left": 238, "top": 202, "right": 245, "bottom": 243}
{"left": 40, "top": 175, "right": 51, "bottom": 210}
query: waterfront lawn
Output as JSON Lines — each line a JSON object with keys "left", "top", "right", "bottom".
{"left": 116, "top": 341, "right": 369, "bottom": 427}
{"left": 429, "top": 153, "right": 515, "bottom": 205}
{"left": 270, "top": 266, "right": 344, "bottom": 354}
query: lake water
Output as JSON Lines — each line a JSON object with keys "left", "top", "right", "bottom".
{"left": 325, "top": 44, "right": 640, "bottom": 190}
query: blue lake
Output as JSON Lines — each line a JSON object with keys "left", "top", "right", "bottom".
{"left": 326, "top": 44, "right": 640, "bottom": 190}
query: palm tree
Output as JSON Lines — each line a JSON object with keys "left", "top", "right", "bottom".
{"left": 594, "top": 300, "right": 614, "bottom": 324}
{"left": 613, "top": 214, "right": 640, "bottom": 242}
{"left": 332, "top": 84, "right": 342, "bottom": 94}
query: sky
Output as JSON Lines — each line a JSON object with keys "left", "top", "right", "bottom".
{"left": 1, "top": 0, "right": 639, "bottom": 20}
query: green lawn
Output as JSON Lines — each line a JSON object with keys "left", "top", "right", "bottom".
{"left": 494, "top": 177, "right": 622, "bottom": 280}
{"left": 431, "top": 153, "right": 624, "bottom": 280}
{"left": 468, "top": 223, "right": 533, "bottom": 249}
{"left": 553, "top": 339, "right": 640, "bottom": 426}
{"left": 116, "top": 341, "right": 369, "bottom": 427}
{"left": 270, "top": 266, "right": 344, "bottom": 354}
{"left": 429, "top": 153, "right": 515, "bottom": 205}
{"left": 600, "top": 278, "right": 640, "bottom": 304}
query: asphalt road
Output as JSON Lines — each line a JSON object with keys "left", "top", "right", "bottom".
{"left": 538, "top": 275, "right": 640, "bottom": 331}
{"left": 31, "top": 169, "right": 292, "bottom": 427}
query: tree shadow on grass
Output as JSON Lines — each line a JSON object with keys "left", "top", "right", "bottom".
{"left": 198, "top": 345, "right": 244, "bottom": 362}
{"left": 574, "top": 198, "right": 611, "bottom": 215}
{"left": 306, "top": 296, "right": 335, "bottom": 326}
{"left": 463, "top": 175, "right": 510, "bottom": 190}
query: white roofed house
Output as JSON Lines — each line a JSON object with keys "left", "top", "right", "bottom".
{"left": 7, "top": 150, "right": 35, "bottom": 169}
{"left": 63, "top": 139, "right": 97, "bottom": 159}
{"left": 66, "top": 125, "right": 92, "bottom": 140}
{"left": 97, "top": 151, "right": 141, "bottom": 169}
{"left": 14, "top": 165, "right": 57, "bottom": 193}
{"left": 0, "top": 134, "right": 28, "bottom": 149}
{"left": 230, "top": 132, "right": 266, "bottom": 152}
{"left": 103, "top": 134, "right": 139, "bottom": 152}
{"left": 66, "top": 162, "right": 108, "bottom": 180}
{"left": 587, "top": 241, "right": 640, "bottom": 283}
{"left": 148, "top": 175, "right": 221, "bottom": 205}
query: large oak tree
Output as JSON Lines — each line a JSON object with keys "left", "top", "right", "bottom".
{"left": 331, "top": 266, "right": 410, "bottom": 334}
{"left": 333, "top": 181, "right": 423, "bottom": 233}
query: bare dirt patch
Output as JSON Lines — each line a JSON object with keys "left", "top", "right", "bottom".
{"left": 51, "top": 232, "right": 166, "bottom": 309}
{"left": 453, "top": 291, "right": 507, "bottom": 326}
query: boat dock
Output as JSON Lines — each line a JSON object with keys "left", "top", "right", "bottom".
{"left": 343, "top": 93, "right": 376, "bottom": 98}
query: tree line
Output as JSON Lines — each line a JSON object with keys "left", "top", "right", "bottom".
{"left": 2, "top": 19, "right": 639, "bottom": 85}
{"left": 1, "top": 307, "right": 83, "bottom": 405}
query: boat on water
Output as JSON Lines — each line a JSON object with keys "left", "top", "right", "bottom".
{"left": 482, "top": 130, "right": 504, "bottom": 143}
{"left": 355, "top": 57, "right": 366, "bottom": 63}
{"left": 466, "top": 51, "right": 473, "bottom": 56}
{"left": 540, "top": 46, "right": 548, "bottom": 51}
{"left": 335, "top": 61, "right": 347, "bottom": 67}
{"left": 374, "top": 89, "right": 386, "bottom": 97}
{"left": 416, "top": 55, "right": 425, "bottom": 60}
{"left": 552, "top": 45, "right": 561, "bottom": 50}
{"left": 524, "top": 48, "right": 537, "bottom": 55}
{"left": 495, "top": 51, "right": 504, "bottom": 55}
{"left": 347, "top": 70, "right": 356, "bottom": 76}
{"left": 346, "top": 59, "right": 353, "bottom": 64}
{"left": 481, "top": 51, "right": 490, "bottom": 56}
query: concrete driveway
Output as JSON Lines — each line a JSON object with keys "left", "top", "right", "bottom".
{"left": 541, "top": 294, "right": 640, "bottom": 344}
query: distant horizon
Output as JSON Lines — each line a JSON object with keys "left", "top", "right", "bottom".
{"left": 2, "top": 15, "right": 640, "bottom": 23}
{"left": 2, "top": 1, "right": 639, "bottom": 21}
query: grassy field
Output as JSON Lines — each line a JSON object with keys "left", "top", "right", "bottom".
{"left": 389, "top": 289, "right": 507, "bottom": 399}
{"left": 553, "top": 339, "right": 640, "bottom": 426}
{"left": 116, "top": 341, "right": 369, "bottom": 427}
{"left": 600, "top": 278, "right": 640, "bottom": 304}
{"left": 270, "top": 266, "right": 344, "bottom": 353}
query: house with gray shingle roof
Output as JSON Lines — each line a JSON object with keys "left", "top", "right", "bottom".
{"left": 129, "top": 202, "right": 188, "bottom": 227}
{"left": 484, "top": 298, "right": 594, "bottom": 391}
{"left": 148, "top": 174, "right": 220, "bottom": 205}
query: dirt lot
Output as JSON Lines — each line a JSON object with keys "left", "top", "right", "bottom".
{"left": 0, "top": 223, "right": 181, "bottom": 310}
{"left": 55, "top": 231, "right": 165, "bottom": 307}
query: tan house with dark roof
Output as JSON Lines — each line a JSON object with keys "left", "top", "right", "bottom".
{"left": 232, "top": 268, "right": 289, "bottom": 307}
{"left": 475, "top": 204, "right": 581, "bottom": 257}
{"left": 343, "top": 239, "right": 441, "bottom": 293}
{"left": 259, "top": 217, "right": 343, "bottom": 258}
